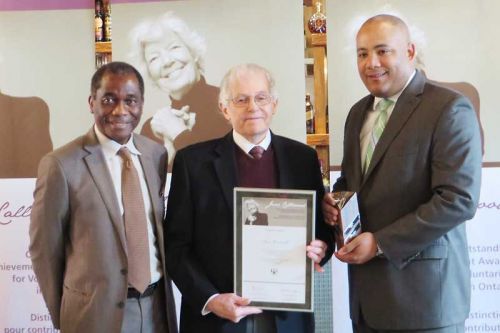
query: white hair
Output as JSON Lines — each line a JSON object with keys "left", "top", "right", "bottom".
{"left": 129, "top": 11, "right": 207, "bottom": 79}
{"left": 218, "top": 63, "right": 278, "bottom": 106}
{"left": 245, "top": 199, "right": 259, "bottom": 209}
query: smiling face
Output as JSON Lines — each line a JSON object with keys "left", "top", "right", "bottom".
{"left": 356, "top": 17, "right": 415, "bottom": 98}
{"left": 220, "top": 69, "right": 277, "bottom": 144}
{"left": 144, "top": 28, "right": 199, "bottom": 100}
{"left": 89, "top": 72, "right": 143, "bottom": 144}
{"left": 247, "top": 202, "right": 258, "bottom": 215}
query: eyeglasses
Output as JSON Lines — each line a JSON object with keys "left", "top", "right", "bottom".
{"left": 228, "top": 93, "right": 274, "bottom": 107}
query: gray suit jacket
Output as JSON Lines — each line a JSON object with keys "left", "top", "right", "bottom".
{"left": 334, "top": 70, "right": 482, "bottom": 330}
{"left": 29, "top": 129, "right": 177, "bottom": 333}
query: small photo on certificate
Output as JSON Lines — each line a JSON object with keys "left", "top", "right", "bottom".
{"left": 234, "top": 187, "right": 315, "bottom": 312}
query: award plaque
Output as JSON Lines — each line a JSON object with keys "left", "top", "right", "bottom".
{"left": 331, "top": 191, "right": 361, "bottom": 248}
{"left": 234, "top": 187, "right": 315, "bottom": 312}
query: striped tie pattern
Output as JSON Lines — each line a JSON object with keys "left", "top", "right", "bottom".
{"left": 118, "top": 147, "right": 151, "bottom": 293}
{"left": 363, "top": 98, "right": 393, "bottom": 174}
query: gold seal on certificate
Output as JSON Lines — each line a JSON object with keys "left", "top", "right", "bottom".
{"left": 234, "top": 187, "right": 315, "bottom": 312}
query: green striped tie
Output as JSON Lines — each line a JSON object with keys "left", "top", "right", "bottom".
{"left": 363, "top": 98, "right": 393, "bottom": 174}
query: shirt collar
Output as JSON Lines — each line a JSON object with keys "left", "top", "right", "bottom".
{"left": 232, "top": 129, "right": 271, "bottom": 155}
{"left": 94, "top": 124, "right": 141, "bottom": 156}
{"left": 373, "top": 70, "right": 416, "bottom": 110}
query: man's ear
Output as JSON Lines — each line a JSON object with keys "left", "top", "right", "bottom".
{"left": 407, "top": 42, "right": 416, "bottom": 61}
{"left": 219, "top": 102, "right": 231, "bottom": 121}
{"left": 272, "top": 98, "right": 278, "bottom": 115}
{"left": 88, "top": 95, "right": 94, "bottom": 113}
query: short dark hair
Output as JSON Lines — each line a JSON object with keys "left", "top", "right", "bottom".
{"left": 90, "top": 61, "right": 145, "bottom": 98}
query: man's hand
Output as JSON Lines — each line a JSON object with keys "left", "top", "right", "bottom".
{"left": 206, "top": 293, "right": 262, "bottom": 323}
{"left": 322, "top": 193, "right": 340, "bottom": 226}
{"left": 307, "top": 239, "right": 328, "bottom": 272}
{"left": 334, "top": 232, "right": 378, "bottom": 264}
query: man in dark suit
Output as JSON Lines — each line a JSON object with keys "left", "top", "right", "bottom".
{"left": 165, "top": 63, "right": 333, "bottom": 333}
{"left": 29, "top": 62, "right": 177, "bottom": 333}
{"left": 244, "top": 199, "right": 268, "bottom": 226}
{"left": 323, "top": 15, "right": 481, "bottom": 333}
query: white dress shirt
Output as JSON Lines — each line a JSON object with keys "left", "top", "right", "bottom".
{"left": 232, "top": 129, "right": 272, "bottom": 155}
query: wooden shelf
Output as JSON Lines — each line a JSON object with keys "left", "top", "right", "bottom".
{"left": 304, "top": 2, "right": 330, "bottom": 179}
{"left": 307, "top": 134, "right": 329, "bottom": 146}
{"left": 311, "top": 33, "right": 326, "bottom": 47}
{"left": 95, "top": 41, "right": 111, "bottom": 53}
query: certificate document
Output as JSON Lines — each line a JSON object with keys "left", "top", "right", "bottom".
{"left": 234, "top": 187, "right": 315, "bottom": 312}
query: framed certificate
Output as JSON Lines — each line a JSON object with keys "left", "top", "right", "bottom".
{"left": 234, "top": 187, "right": 315, "bottom": 312}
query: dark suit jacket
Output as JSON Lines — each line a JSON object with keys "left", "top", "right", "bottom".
{"left": 29, "top": 129, "right": 177, "bottom": 333}
{"left": 334, "top": 70, "right": 482, "bottom": 330}
{"left": 165, "top": 132, "right": 333, "bottom": 333}
{"left": 244, "top": 212, "right": 268, "bottom": 225}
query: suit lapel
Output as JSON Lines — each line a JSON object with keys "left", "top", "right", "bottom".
{"left": 362, "top": 71, "right": 425, "bottom": 185}
{"left": 82, "top": 129, "right": 128, "bottom": 256}
{"left": 350, "top": 97, "right": 373, "bottom": 191}
{"left": 213, "top": 133, "right": 238, "bottom": 212}
{"left": 271, "top": 133, "right": 292, "bottom": 188}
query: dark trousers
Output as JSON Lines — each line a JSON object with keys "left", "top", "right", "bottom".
{"left": 246, "top": 312, "right": 276, "bottom": 333}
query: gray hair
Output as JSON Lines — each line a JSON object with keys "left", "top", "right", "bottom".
{"left": 129, "top": 11, "right": 207, "bottom": 79}
{"left": 245, "top": 199, "right": 259, "bottom": 209}
{"left": 218, "top": 63, "right": 278, "bottom": 106}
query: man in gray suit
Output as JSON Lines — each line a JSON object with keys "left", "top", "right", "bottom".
{"left": 323, "top": 15, "right": 481, "bottom": 333}
{"left": 29, "top": 62, "right": 177, "bottom": 333}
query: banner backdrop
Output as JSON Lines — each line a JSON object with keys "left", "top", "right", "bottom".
{"left": 0, "top": 179, "right": 58, "bottom": 332}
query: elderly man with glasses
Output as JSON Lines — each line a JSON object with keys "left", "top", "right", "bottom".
{"left": 165, "top": 63, "right": 334, "bottom": 333}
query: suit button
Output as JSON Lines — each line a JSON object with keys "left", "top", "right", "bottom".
{"left": 121, "top": 268, "right": 128, "bottom": 275}
{"left": 117, "top": 301, "right": 125, "bottom": 308}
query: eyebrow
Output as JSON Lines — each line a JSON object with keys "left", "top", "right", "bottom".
{"left": 357, "top": 44, "right": 390, "bottom": 51}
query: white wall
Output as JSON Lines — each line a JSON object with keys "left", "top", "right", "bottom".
{"left": 0, "top": 9, "right": 95, "bottom": 149}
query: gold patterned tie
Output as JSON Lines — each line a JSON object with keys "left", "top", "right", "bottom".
{"left": 363, "top": 98, "right": 393, "bottom": 174}
{"left": 249, "top": 146, "right": 265, "bottom": 160}
{"left": 118, "top": 147, "right": 150, "bottom": 293}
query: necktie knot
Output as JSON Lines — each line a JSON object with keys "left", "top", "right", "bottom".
{"left": 118, "top": 147, "right": 133, "bottom": 168}
{"left": 376, "top": 98, "right": 393, "bottom": 113}
{"left": 249, "top": 146, "right": 265, "bottom": 160}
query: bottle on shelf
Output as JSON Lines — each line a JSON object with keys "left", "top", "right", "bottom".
{"left": 95, "top": 53, "right": 111, "bottom": 69}
{"left": 95, "top": 0, "right": 104, "bottom": 42}
{"left": 305, "top": 93, "right": 315, "bottom": 134}
{"left": 103, "top": 2, "right": 112, "bottom": 42}
{"left": 308, "top": 1, "right": 326, "bottom": 34}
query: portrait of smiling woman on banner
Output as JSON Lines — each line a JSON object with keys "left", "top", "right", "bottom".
{"left": 130, "top": 11, "right": 230, "bottom": 163}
